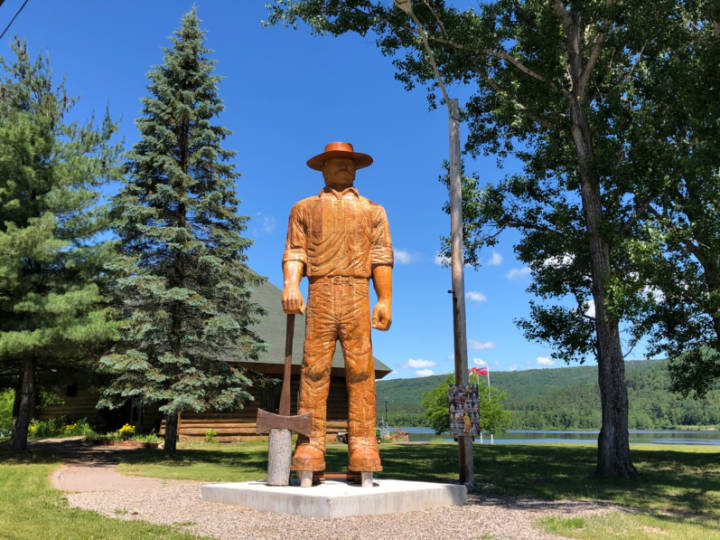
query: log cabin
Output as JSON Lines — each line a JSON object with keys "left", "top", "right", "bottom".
{"left": 38, "top": 279, "right": 392, "bottom": 440}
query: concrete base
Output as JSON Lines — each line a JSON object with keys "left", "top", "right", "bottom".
{"left": 201, "top": 478, "right": 467, "bottom": 518}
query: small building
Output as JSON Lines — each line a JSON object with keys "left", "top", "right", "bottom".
{"left": 38, "top": 279, "right": 392, "bottom": 440}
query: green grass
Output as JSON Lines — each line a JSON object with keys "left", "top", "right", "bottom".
{"left": 113, "top": 441, "right": 720, "bottom": 538}
{"left": 109, "top": 441, "right": 720, "bottom": 519}
{"left": 5, "top": 440, "right": 719, "bottom": 539}
{"left": 0, "top": 460, "right": 203, "bottom": 539}
{"left": 541, "top": 512, "right": 720, "bottom": 540}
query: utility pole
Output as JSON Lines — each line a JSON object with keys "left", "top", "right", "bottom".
{"left": 448, "top": 98, "right": 473, "bottom": 485}
{"left": 394, "top": 0, "right": 473, "bottom": 486}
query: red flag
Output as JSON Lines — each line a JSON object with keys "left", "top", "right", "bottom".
{"left": 477, "top": 367, "right": 488, "bottom": 376}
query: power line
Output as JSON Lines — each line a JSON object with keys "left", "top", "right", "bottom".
{"left": 0, "top": 0, "right": 30, "bottom": 41}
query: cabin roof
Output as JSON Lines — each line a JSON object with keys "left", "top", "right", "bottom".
{"left": 242, "top": 279, "right": 392, "bottom": 379}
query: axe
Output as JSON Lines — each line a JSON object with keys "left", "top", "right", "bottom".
{"left": 256, "top": 314, "right": 312, "bottom": 486}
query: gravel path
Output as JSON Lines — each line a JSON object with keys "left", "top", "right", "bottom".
{"left": 43, "top": 439, "right": 621, "bottom": 539}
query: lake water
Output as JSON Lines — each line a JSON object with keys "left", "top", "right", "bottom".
{"left": 395, "top": 427, "right": 720, "bottom": 445}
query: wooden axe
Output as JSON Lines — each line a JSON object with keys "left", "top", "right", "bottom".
{"left": 256, "top": 314, "right": 312, "bottom": 486}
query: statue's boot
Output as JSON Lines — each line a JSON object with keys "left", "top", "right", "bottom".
{"left": 291, "top": 439, "right": 325, "bottom": 471}
{"left": 348, "top": 435, "right": 382, "bottom": 472}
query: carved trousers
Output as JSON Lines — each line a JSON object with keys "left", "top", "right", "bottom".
{"left": 291, "top": 276, "right": 381, "bottom": 472}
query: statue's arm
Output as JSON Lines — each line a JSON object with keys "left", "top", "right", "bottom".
{"left": 370, "top": 205, "right": 393, "bottom": 331}
{"left": 282, "top": 203, "right": 306, "bottom": 315}
{"left": 282, "top": 261, "right": 305, "bottom": 315}
{"left": 371, "top": 265, "right": 392, "bottom": 330}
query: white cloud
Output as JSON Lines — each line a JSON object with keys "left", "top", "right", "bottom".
{"left": 394, "top": 249, "right": 413, "bottom": 264}
{"left": 468, "top": 339, "right": 496, "bottom": 351}
{"left": 543, "top": 254, "right": 574, "bottom": 268}
{"left": 416, "top": 369, "right": 435, "bottom": 377}
{"left": 584, "top": 299, "right": 596, "bottom": 319}
{"left": 506, "top": 266, "right": 531, "bottom": 279}
{"left": 254, "top": 212, "right": 277, "bottom": 234}
{"left": 536, "top": 356, "right": 554, "bottom": 366}
{"left": 466, "top": 291, "right": 487, "bottom": 303}
{"left": 434, "top": 252, "right": 450, "bottom": 266}
{"left": 471, "top": 358, "right": 487, "bottom": 367}
{"left": 404, "top": 358, "right": 436, "bottom": 369}
{"left": 487, "top": 251, "right": 503, "bottom": 266}
{"left": 509, "top": 364, "right": 518, "bottom": 371}
{"left": 448, "top": 353, "right": 455, "bottom": 360}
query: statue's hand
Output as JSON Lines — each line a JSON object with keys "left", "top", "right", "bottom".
{"left": 282, "top": 286, "right": 306, "bottom": 315}
{"left": 372, "top": 299, "right": 392, "bottom": 331}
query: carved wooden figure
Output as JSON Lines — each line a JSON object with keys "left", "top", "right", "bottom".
{"left": 281, "top": 142, "right": 393, "bottom": 485}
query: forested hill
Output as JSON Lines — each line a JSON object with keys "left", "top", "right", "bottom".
{"left": 375, "top": 360, "right": 720, "bottom": 430}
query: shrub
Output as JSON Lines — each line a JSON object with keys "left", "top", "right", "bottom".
{"left": 205, "top": 428, "right": 216, "bottom": 442}
{"left": 118, "top": 424, "right": 135, "bottom": 440}
{"left": 26, "top": 417, "right": 94, "bottom": 439}
{"left": 134, "top": 433, "right": 161, "bottom": 443}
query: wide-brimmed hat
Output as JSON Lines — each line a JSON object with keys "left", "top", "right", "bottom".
{"left": 306, "top": 142, "right": 373, "bottom": 171}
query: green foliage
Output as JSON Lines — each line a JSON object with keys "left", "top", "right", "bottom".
{"left": 204, "top": 428, "right": 216, "bottom": 442}
{"left": 0, "top": 40, "right": 120, "bottom": 363}
{"left": 0, "top": 39, "right": 121, "bottom": 449}
{"left": 421, "top": 374, "right": 455, "bottom": 434}
{"left": 380, "top": 360, "right": 720, "bottom": 430}
{"left": 0, "top": 389, "right": 11, "bottom": 436}
{"left": 99, "top": 9, "right": 265, "bottom": 441}
{"left": 26, "top": 417, "right": 94, "bottom": 439}
{"left": 420, "top": 373, "right": 511, "bottom": 434}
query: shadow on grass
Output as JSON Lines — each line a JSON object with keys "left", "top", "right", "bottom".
{"left": 3, "top": 438, "right": 717, "bottom": 520}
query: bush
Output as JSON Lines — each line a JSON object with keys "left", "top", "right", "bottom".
{"left": 133, "top": 432, "right": 161, "bottom": 443}
{"left": 26, "top": 417, "right": 93, "bottom": 439}
{"left": 205, "top": 428, "right": 216, "bottom": 442}
{"left": 118, "top": 424, "right": 135, "bottom": 440}
{"left": 0, "top": 390, "right": 13, "bottom": 437}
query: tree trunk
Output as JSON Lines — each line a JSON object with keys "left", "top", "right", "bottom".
{"left": 570, "top": 101, "right": 636, "bottom": 478}
{"left": 164, "top": 413, "right": 178, "bottom": 455}
{"left": 11, "top": 375, "right": 22, "bottom": 434}
{"left": 11, "top": 357, "right": 35, "bottom": 452}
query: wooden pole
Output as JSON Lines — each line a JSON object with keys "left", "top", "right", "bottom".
{"left": 448, "top": 98, "right": 473, "bottom": 486}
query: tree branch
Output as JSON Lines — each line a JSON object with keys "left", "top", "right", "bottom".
{"left": 579, "top": 19, "right": 610, "bottom": 96}
{"left": 470, "top": 65, "right": 558, "bottom": 130}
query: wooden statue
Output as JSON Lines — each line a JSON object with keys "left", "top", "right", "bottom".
{"left": 282, "top": 142, "right": 393, "bottom": 486}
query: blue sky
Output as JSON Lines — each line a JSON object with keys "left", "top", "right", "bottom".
{"left": 0, "top": 1, "right": 599, "bottom": 378}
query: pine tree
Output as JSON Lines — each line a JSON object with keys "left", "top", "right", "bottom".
{"left": 99, "top": 9, "right": 264, "bottom": 454}
{"left": 0, "top": 39, "right": 120, "bottom": 451}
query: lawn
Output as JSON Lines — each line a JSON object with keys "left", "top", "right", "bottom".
{"left": 0, "top": 461, "right": 204, "bottom": 540}
{"left": 111, "top": 441, "right": 720, "bottom": 519}
{"left": 3, "top": 441, "right": 719, "bottom": 539}
{"left": 112, "top": 441, "right": 720, "bottom": 539}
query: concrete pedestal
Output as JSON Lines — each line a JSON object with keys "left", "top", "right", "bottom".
{"left": 201, "top": 478, "right": 467, "bottom": 518}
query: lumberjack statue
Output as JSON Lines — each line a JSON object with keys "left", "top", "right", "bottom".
{"left": 282, "top": 142, "right": 393, "bottom": 484}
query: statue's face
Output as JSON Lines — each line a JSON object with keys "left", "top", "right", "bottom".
{"left": 322, "top": 157, "right": 356, "bottom": 190}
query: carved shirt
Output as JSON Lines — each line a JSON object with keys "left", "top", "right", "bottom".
{"left": 283, "top": 186, "right": 393, "bottom": 278}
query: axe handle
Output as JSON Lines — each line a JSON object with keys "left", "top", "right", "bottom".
{"left": 278, "top": 314, "right": 295, "bottom": 417}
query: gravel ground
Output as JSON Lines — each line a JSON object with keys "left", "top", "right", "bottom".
{"left": 50, "top": 461, "right": 622, "bottom": 540}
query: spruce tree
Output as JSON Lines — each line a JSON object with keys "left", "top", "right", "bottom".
{"left": 99, "top": 9, "right": 264, "bottom": 454}
{"left": 0, "top": 39, "right": 120, "bottom": 451}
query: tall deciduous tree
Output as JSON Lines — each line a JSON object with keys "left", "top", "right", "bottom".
{"left": 616, "top": 7, "right": 720, "bottom": 398}
{"left": 0, "top": 39, "right": 120, "bottom": 451}
{"left": 99, "top": 9, "right": 264, "bottom": 454}
{"left": 266, "top": 0, "right": 699, "bottom": 477}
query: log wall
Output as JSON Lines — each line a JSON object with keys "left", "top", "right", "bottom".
{"left": 166, "top": 375, "right": 351, "bottom": 441}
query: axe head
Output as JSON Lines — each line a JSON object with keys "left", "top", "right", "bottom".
{"left": 256, "top": 408, "right": 312, "bottom": 437}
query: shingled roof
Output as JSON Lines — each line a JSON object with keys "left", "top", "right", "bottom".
{"left": 242, "top": 279, "right": 392, "bottom": 379}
